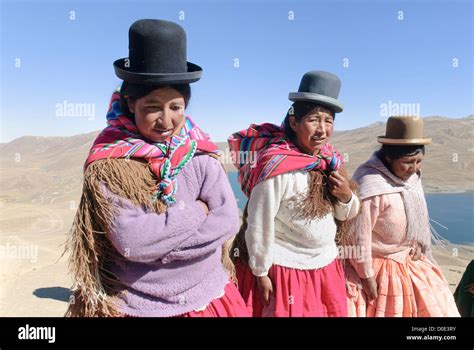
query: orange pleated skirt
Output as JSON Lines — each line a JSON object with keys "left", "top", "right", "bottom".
{"left": 346, "top": 256, "right": 460, "bottom": 317}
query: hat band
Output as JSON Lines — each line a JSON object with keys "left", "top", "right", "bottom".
{"left": 377, "top": 136, "right": 432, "bottom": 145}
{"left": 288, "top": 92, "right": 343, "bottom": 113}
{"left": 113, "top": 59, "right": 202, "bottom": 84}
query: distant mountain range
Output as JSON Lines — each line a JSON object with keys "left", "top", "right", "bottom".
{"left": 1, "top": 116, "right": 472, "bottom": 205}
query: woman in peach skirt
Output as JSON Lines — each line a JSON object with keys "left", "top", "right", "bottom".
{"left": 345, "top": 116, "right": 460, "bottom": 317}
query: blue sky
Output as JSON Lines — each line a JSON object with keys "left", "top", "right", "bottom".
{"left": 1, "top": 0, "right": 472, "bottom": 142}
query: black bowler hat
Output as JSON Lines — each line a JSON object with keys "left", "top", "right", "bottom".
{"left": 289, "top": 71, "right": 344, "bottom": 113}
{"left": 113, "top": 19, "right": 202, "bottom": 84}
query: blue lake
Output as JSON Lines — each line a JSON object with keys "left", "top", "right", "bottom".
{"left": 227, "top": 172, "right": 474, "bottom": 245}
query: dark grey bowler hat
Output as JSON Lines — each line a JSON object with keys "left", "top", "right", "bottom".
{"left": 113, "top": 19, "right": 202, "bottom": 85}
{"left": 288, "top": 71, "right": 344, "bottom": 113}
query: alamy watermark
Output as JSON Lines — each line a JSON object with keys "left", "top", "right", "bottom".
{"left": 380, "top": 100, "right": 420, "bottom": 118}
{"left": 0, "top": 243, "right": 38, "bottom": 263}
{"left": 337, "top": 245, "right": 366, "bottom": 262}
{"left": 55, "top": 100, "right": 96, "bottom": 120}
{"left": 220, "top": 148, "right": 258, "bottom": 168}
{"left": 18, "top": 324, "right": 55, "bottom": 343}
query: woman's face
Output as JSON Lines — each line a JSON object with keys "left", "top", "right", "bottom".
{"left": 128, "top": 86, "right": 185, "bottom": 143}
{"left": 386, "top": 152, "right": 424, "bottom": 181}
{"left": 289, "top": 107, "right": 334, "bottom": 155}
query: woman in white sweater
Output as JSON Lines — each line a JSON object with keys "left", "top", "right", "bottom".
{"left": 228, "top": 71, "right": 360, "bottom": 317}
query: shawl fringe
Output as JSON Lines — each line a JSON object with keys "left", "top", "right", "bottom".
{"left": 65, "top": 156, "right": 237, "bottom": 316}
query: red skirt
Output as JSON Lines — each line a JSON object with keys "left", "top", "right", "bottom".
{"left": 236, "top": 259, "right": 347, "bottom": 317}
{"left": 178, "top": 280, "right": 250, "bottom": 317}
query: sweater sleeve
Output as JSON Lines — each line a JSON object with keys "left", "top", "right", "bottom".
{"left": 349, "top": 195, "right": 381, "bottom": 279}
{"left": 334, "top": 192, "right": 360, "bottom": 221}
{"left": 162, "top": 156, "right": 240, "bottom": 262}
{"left": 102, "top": 185, "right": 208, "bottom": 264}
{"left": 245, "top": 175, "right": 286, "bottom": 277}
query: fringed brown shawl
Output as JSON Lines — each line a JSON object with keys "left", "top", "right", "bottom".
{"left": 64, "top": 157, "right": 235, "bottom": 317}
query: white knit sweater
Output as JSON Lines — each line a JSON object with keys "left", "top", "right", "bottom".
{"left": 245, "top": 170, "right": 360, "bottom": 276}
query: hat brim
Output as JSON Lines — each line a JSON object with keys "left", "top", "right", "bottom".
{"left": 113, "top": 58, "right": 203, "bottom": 84}
{"left": 377, "top": 136, "right": 432, "bottom": 145}
{"left": 288, "top": 92, "right": 343, "bottom": 113}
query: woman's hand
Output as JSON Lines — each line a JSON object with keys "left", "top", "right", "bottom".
{"left": 196, "top": 199, "right": 209, "bottom": 215}
{"left": 410, "top": 244, "right": 423, "bottom": 261}
{"left": 465, "top": 282, "right": 474, "bottom": 295}
{"left": 328, "top": 171, "right": 352, "bottom": 203}
{"left": 256, "top": 275, "right": 273, "bottom": 306}
{"left": 361, "top": 277, "right": 378, "bottom": 302}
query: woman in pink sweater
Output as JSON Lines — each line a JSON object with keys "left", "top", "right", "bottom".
{"left": 345, "top": 116, "right": 459, "bottom": 317}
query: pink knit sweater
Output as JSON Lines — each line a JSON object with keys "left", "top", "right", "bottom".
{"left": 349, "top": 152, "right": 432, "bottom": 279}
{"left": 349, "top": 192, "right": 414, "bottom": 279}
